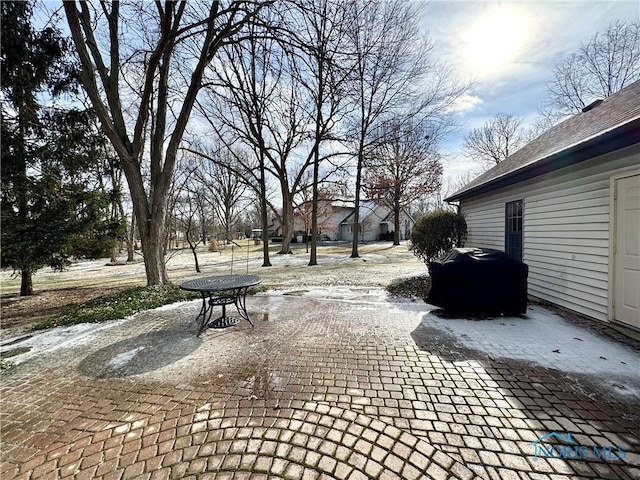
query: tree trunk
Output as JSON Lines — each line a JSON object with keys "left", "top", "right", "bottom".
{"left": 201, "top": 217, "right": 207, "bottom": 245}
{"left": 187, "top": 237, "right": 201, "bottom": 273}
{"left": 259, "top": 160, "right": 272, "bottom": 267}
{"left": 308, "top": 174, "right": 319, "bottom": 265}
{"left": 16, "top": 101, "right": 33, "bottom": 296}
{"left": 225, "top": 221, "right": 232, "bottom": 243}
{"left": 191, "top": 246, "right": 200, "bottom": 272}
{"left": 140, "top": 232, "right": 169, "bottom": 285}
{"left": 393, "top": 201, "right": 401, "bottom": 246}
{"left": 119, "top": 147, "right": 171, "bottom": 285}
{"left": 278, "top": 191, "right": 294, "bottom": 255}
{"left": 309, "top": 140, "right": 320, "bottom": 265}
{"left": 127, "top": 211, "right": 136, "bottom": 262}
{"left": 131, "top": 191, "right": 170, "bottom": 285}
{"left": 350, "top": 151, "right": 364, "bottom": 258}
{"left": 20, "top": 268, "right": 33, "bottom": 296}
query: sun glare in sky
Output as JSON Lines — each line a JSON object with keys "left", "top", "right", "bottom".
{"left": 463, "top": 7, "right": 530, "bottom": 77}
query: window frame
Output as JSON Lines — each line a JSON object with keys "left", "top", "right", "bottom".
{"left": 505, "top": 199, "right": 523, "bottom": 262}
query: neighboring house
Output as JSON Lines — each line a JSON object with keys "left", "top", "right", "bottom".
{"left": 300, "top": 200, "right": 354, "bottom": 241}
{"left": 446, "top": 80, "right": 640, "bottom": 330}
{"left": 338, "top": 200, "right": 414, "bottom": 242}
{"left": 268, "top": 201, "right": 354, "bottom": 241}
{"left": 270, "top": 199, "right": 415, "bottom": 242}
{"left": 266, "top": 217, "right": 281, "bottom": 238}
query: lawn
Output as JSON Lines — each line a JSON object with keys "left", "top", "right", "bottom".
{"left": 0, "top": 241, "right": 428, "bottom": 336}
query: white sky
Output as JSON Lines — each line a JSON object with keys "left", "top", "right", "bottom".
{"left": 420, "top": 0, "right": 640, "bottom": 184}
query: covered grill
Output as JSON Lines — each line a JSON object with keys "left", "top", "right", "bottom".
{"left": 427, "top": 248, "right": 528, "bottom": 315}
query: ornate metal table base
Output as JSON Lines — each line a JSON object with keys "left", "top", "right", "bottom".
{"left": 180, "top": 275, "right": 261, "bottom": 336}
{"left": 208, "top": 316, "right": 241, "bottom": 329}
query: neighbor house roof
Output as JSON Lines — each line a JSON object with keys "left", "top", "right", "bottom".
{"left": 446, "top": 80, "right": 640, "bottom": 202}
{"left": 340, "top": 200, "right": 383, "bottom": 225}
{"left": 381, "top": 210, "right": 415, "bottom": 224}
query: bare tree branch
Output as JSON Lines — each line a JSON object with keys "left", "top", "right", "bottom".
{"left": 463, "top": 113, "right": 525, "bottom": 167}
{"left": 542, "top": 19, "right": 639, "bottom": 122}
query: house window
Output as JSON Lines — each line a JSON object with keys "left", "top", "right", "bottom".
{"left": 505, "top": 200, "right": 523, "bottom": 262}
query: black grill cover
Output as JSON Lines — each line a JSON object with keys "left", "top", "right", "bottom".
{"left": 427, "top": 248, "right": 528, "bottom": 315}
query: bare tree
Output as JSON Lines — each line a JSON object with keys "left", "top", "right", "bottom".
{"left": 195, "top": 4, "right": 351, "bottom": 262}
{"left": 194, "top": 149, "right": 250, "bottom": 242}
{"left": 282, "top": 0, "right": 354, "bottom": 266}
{"left": 364, "top": 117, "right": 443, "bottom": 245}
{"left": 463, "top": 113, "right": 525, "bottom": 167}
{"left": 173, "top": 186, "right": 204, "bottom": 273}
{"left": 543, "top": 19, "right": 640, "bottom": 121}
{"left": 193, "top": 15, "right": 313, "bottom": 260}
{"left": 63, "top": 1, "right": 270, "bottom": 285}
{"left": 343, "top": 0, "right": 465, "bottom": 258}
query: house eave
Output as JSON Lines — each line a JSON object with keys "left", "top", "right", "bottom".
{"left": 445, "top": 117, "right": 640, "bottom": 203}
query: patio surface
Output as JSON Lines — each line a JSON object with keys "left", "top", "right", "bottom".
{"left": 1, "top": 287, "right": 639, "bottom": 479}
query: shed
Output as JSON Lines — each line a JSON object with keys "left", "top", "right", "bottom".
{"left": 446, "top": 80, "right": 640, "bottom": 329}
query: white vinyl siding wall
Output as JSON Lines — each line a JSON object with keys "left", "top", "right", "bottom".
{"left": 459, "top": 144, "right": 639, "bottom": 321}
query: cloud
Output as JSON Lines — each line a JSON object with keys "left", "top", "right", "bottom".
{"left": 446, "top": 93, "right": 483, "bottom": 113}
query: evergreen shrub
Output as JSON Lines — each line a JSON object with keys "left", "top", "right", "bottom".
{"left": 410, "top": 209, "right": 467, "bottom": 273}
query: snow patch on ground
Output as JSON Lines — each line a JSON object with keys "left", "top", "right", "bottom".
{"left": 3, "top": 286, "right": 637, "bottom": 398}
{"left": 257, "top": 289, "right": 640, "bottom": 395}
{"left": 0, "top": 319, "right": 128, "bottom": 365}
{"left": 108, "top": 346, "right": 146, "bottom": 369}
{"left": 257, "top": 286, "right": 395, "bottom": 304}
{"left": 0, "top": 299, "right": 198, "bottom": 366}
{"left": 421, "top": 304, "right": 640, "bottom": 393}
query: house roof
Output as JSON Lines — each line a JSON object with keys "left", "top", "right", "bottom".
{"left": 446, "top": 80, "right": 640, "bottom": 202}
{"left": 330, "top": 200, "right": 355, "bottom": 209}
{"left": 340, "top": 200, "right": 382, "bottom": 225}
{"left": 381, "top": 210, "right": 416, "bottom": 224}
{"left": 340, "top": 200, "right": 416, "bottom": 225}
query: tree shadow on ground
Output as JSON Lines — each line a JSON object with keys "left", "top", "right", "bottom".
{"left": 78, "top": 328, "right": 202, "bottom": 378}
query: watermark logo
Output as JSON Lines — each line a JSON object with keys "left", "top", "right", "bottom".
{"left": 532, "top": 432, "right": 627, "bottom": 461}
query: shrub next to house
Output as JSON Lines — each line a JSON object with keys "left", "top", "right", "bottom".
{"left": 411, "top": 209, "right": 467, "bottom": 273}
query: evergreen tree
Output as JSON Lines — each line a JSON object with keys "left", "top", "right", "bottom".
{"left": 1, "top": 1, "right": 123, "bottom": 295}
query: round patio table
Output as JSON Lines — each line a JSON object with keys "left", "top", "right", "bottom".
{"left": 180, "top": 275, "right": 261, "bottom": 335}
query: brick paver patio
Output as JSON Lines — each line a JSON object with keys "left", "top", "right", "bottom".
{"left": 1, "top": 289, "right": 639, "bottom": 479}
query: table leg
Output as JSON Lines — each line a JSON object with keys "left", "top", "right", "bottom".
{"left": 196, "top": 292, "right": 215, "bottom": 336}
{"left": 234, "top": 286, "right": 255, "bottom": 326}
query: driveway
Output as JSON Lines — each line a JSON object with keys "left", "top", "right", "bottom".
{"left": 1, "top": 288, "right": 639, "bottom": 479}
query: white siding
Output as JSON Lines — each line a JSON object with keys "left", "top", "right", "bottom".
{"left": 460, "top": 144, "right": 640, "bottom": 322}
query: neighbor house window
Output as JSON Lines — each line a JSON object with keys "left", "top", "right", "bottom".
{"left": 505, "top": 200, "right": 523, "bottom": 262}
